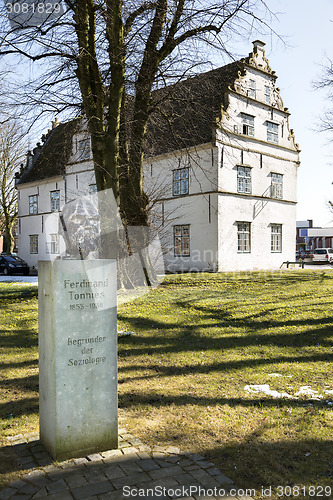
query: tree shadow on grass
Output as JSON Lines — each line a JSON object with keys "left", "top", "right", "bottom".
{"left": 118, "top": 391, "right": 332, "bottom": 411}
{"left": 0, "top": 330, "right": 38, "bottom": 349}
{"left": 117, "top": 321, "right": 333, "bottom": 359}
{"left": 0, "top": 287, "right": 37, "bottom": 303}
{"left": 0, "top": 374, "right": 39, "bottom": 394}
{"left": 0, "top": 359, "right": 38, "bottom": 370}
{"left": 0, "top": 397, "right": 39, "bottom": 421}
{"left": 118, "top": 351, "right": 333, "bottom": 383}
{"left": 205, "top": 438, "right": 333, "bottom": 490}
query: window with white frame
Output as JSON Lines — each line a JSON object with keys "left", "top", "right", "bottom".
{"left": 173, "top": 167, "right": 189, "bottom": 196}
{"left": 237, "top": 222, "right": 251, "bottom": 253}
{"left": 89, "top": 184, "right": 97, "bottom": 194}
{"left": 237, "top": 166, "right": 252, "bottom": 194}
{"left": 50, "top": 190, "right": 60, "bottom": 212}
{"left": 52, "top": 234, "right": 59, "bottom": 254}
{"left": 271, "top": 173, "right": 283, "bottom": 199}
{"left": 241, "top": 114, "right": 254, "bottom": 137}
{"left": 76, "top": 137, "right": 90, "bottom": 160}
{"left": 271, "top": 224, "right": 282, "bottom": 252}
{"left": 267, "top": 122, "right": 278, "bottom": 144}
{"left": 264, "top": 85, "right": 270, "bottom": 104}
{"left": 30, "top": 234, "right": 38, "bottom": 254}
{"left": 248, "top": 79, "right": 256, "bottom": 98}
{"left": 29, "top": 195, "right": 38, "bottom": 214}
{"left": 46, "top": 234, "right": 60, "bottom": 254}
{"left": 173, "top": 225, "right": 190, "bottom": 256}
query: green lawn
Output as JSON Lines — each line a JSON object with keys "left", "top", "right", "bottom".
{"left": 1, "top": 271, "right": 333, "bottom": 498}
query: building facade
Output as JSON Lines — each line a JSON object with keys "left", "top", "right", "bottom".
{"left": 16, "top": 41, "right": 300, "bottom": 273}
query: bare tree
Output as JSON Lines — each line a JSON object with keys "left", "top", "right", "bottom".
{"left": 314, "top": 52, "right": 333, "bottom": 213}
{"left": 0, "top": 0, "right": 272, "bottom": 233}
{"left": 0, "top": 121, "right": 25, "bottom": 254}
{"left": 315, "top": 57, "right": 333, "bottom": 136}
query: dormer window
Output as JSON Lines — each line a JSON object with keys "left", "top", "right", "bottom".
{"left": 248, "top": 79, "right": 256, "bottom": 99}
{"left": 241, "top": 114, "right": 254, "bottom": 137}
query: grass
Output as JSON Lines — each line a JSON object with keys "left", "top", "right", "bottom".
{"left": 1, "top": 271, "right": 333, "bottom": 498}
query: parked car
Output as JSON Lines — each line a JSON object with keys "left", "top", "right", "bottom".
{"left": 0, "top": 255, "right": 30, "bottom": 275}
{"left": 311, "top": 248, "right": 333, "bottom": 264}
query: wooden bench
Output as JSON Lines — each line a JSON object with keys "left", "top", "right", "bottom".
{"left": 280, "top": 260, "right": 305, "bottom": 269}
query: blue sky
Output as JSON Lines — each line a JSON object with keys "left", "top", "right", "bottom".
{"left": 232, "top": 0, "right": 333, "bottom": 226}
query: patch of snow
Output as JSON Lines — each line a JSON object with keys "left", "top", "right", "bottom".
{"left": 324, "top": 389, "right": 333, "bottom": 395}
{"left": 268, "top": 373, "right": 283, "bottom": 377}
{"left": 118, "top": 330, "right": 135, "bottom": 336}
{"left": 295, "top": 386, "right": 323, "bottom": 400}
{"left": 244, "top": 384, "right": 293, "bottom": 399}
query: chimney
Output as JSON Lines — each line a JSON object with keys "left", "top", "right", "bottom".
{"left": 252, "top": 40, "right": 266, "bottom": 51}
{"left": 52, "top": 117, "right": 60, "bottom": 129}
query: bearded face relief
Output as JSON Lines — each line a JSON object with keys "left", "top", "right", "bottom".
{"left": 60, "top": 197, "right": 101, "bottom": 259}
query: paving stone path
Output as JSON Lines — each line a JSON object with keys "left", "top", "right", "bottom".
{"left": 0, "top": 430, "right": 252, "bottom": 500}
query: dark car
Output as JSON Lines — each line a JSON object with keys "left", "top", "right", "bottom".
{"left": 0, "top": 255, "right": 30, "bottom": 275}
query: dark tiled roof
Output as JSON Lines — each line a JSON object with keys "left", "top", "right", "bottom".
{"left": 16, "top": 119, "right": 79, "bottom": 185}
{"left": 16, "top": 61, "right": 246, "bottom": 184}
{"left": 145, "top": 61, "right": 245, "bottom": 157}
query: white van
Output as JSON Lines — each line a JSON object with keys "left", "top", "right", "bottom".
{"left": 311, "top": 248, "right": 333, "bottom": 263}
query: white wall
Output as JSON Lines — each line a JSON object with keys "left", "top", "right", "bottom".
{"left": 217, "top": 194, "right": 296, "bottom": 271}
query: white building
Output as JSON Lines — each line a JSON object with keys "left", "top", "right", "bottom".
{"left": 16, "top": 41, "right": 300, "bottom": 273}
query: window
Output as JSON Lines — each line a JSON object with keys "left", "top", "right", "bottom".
{"left": 50, "top": 190, "right": 60, "bottom": 212}
{"left": 174, "top": 225, "right": 190, "bottom": 256}
{"left": 29, "top": 195, "right": 38, "bottom": 214}
{"left": 46, "top": 234, "right": 59, "bottom": 254}
{"left": 173, "top": 167, "right": 189, "bottom": 196}
{"left": 267, "top": 122, "right": 278, "bottom": 144}
{"left": 89, "top": 184, "right": 97, "bottom": 194}
{"left": 265, "top": 85, "right": 270, "bottom": 104}
{"left": 237, "top": 166, "right": 252, "bottom": 194}
{"left": 271, "top": 173, "right": 283, "bottom": 199}
{"left": 30, "top": 235, "right": 38, "bottom": 254}
{"left": 237, "top": 222, "right": 251, "bottom": 253}
{"left": 248, "top": 79, "right": 256, "bottom": 98}
{"left": 76, "top": 138, "right": 90, "bottom": 160}
{"left": 241, "top": 114, "right": 254, "bottom": 137}
{"left": 271, "top": 224, "right": 282, "bottom": 252}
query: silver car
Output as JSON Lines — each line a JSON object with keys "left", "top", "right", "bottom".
{"left": 311, "top": 248, "right": 333, "bottom": 263}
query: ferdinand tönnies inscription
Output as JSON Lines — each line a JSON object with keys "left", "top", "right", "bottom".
{"left": 39, "top": 259, "right": 117, "bottom": 460}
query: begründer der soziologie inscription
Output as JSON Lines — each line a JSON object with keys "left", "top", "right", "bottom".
{"left": 63, "top": 278, "right": 110, "bottom": 367}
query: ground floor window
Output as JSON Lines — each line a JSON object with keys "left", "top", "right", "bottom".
{"left": 271, "top": 224, "right": 282, "bottom": 252}
{"left": 46, "top": 234, "right": 60, "bottom": 254}
{"left": 237, "top": 222, "right": 251, "bottom": 253}
{"left": 174, "top": 225, "right": 190, "bottom": 256}
{"left": 30, "top": 234, "right": 38, "bottom": 254}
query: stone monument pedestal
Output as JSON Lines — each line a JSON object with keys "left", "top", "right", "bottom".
{"left": 38, "top": 260, "right": 118, "bottom": 460}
